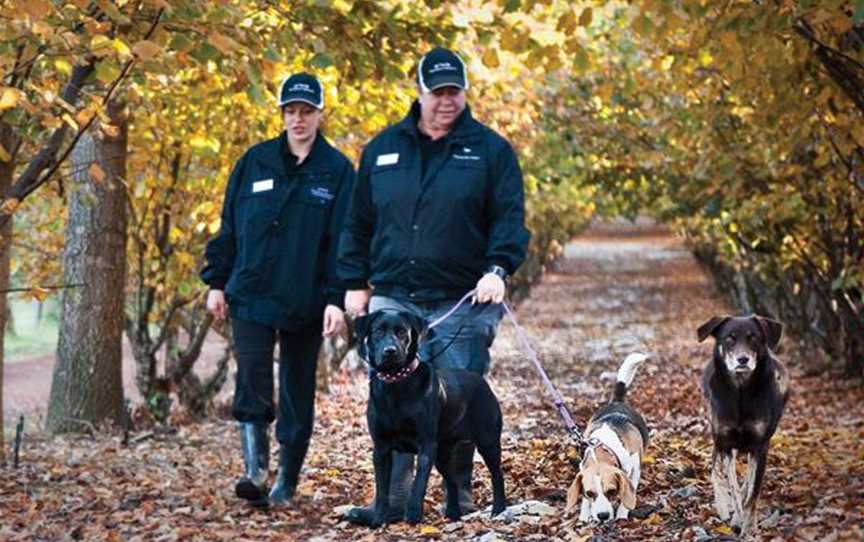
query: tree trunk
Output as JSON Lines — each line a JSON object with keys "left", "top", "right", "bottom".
{"left": 0, "top": 119, "right": 17, "bottom": 461}
{"left": 0, "top": 147, "right": 12, "bottom": 461}
{"left": 46, "top": 100, "right": 128, "bottom": 434}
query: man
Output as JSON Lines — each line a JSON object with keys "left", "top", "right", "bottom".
{"left": 201, "top": 73, "right": 354, "bottom": 508}
{"left": 338, "top": 47, "right": 530, "bottom": 524}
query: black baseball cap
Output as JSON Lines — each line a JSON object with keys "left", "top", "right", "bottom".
{"left": 278, "top": 73, "right": 324, "bottom": 109}
{"left": 417, "top": 47, "right": 469, "bottom": 93}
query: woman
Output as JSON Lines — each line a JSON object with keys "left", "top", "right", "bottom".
{"left": 201, "top": 72, "right": 354, "bottom": 508}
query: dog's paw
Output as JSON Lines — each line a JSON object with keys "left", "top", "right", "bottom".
{"left": 444, "top": 505, "right": 461, "bottom": 521}
{"left": 370, "top": 511, "right": 387, "bottom": 529}
{"left": 491, "top": 500, "right": 506, "bottom": 517}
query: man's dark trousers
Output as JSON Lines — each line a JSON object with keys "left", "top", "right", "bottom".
{"left": 232, "top": 317, "right": 322, "bottom": 486}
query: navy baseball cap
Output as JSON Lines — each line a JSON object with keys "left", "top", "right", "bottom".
{"left": 278, "top": 73, "right": 324, "bottom": 109}
{"left": 417, "top": 47, "right": 469, "bottom": 93}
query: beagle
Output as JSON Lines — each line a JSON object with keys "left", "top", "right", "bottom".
{"left": 566, "top": 353, "right": 650, "bottom": 523}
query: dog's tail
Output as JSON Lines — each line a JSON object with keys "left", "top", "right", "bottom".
{"left": 613, "top": 352, "right": 649, "bottom": 402}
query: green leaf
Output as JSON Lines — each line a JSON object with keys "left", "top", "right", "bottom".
{"left": 309, "top": 53, "right": 334, "bottom": 68}
{"left": 246, "top": 84, "right": 266, "bottom": 107}
{"left": 94, "top": 59, "right": 121, "bottom": 84}
{"left": 854, "top": 0, "right": 864, "bottom": 24}
{"left": 190, "top": 42, "right": 220, "bottom": 63}
{"left": 503, "top": 0, "right": 520, "bottom": 13}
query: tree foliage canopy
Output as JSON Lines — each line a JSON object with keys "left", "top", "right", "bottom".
{"left": 1, "top": 0, "right": 862, "bottom": 377}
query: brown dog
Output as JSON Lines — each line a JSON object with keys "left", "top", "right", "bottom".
{"left": 698, "top": 315, "right": 790, "bottom": 536}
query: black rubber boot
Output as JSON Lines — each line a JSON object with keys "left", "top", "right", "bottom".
{"left": 235, "top": 422, "right": 269, "bottom": 508}
{"left": 269, "top": 447, "right": 298, "bottom": 507}
{"left": 344, "top": 452, "right": 414, "bottom": 525}
{"left": 445, "top": 441, "right": 477, "bottom": 514}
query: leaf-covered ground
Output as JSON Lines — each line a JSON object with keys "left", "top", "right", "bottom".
{"left": 3, "top": 222, "right": 863, "bottom": 541}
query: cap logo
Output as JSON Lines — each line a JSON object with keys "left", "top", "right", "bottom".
{"left": 429, "top": 62, "right": 457, "bottom": 73}
{"left": 289, "top": 83, "right": 315, "bottom": 94}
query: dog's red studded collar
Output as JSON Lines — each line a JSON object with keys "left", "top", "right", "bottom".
{"left": 376, "top": 358, "right": 421, "bottom": 384}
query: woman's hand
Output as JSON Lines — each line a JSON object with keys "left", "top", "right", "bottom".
{"left": 323, "top": 304, "right": 346, "bottom": 337}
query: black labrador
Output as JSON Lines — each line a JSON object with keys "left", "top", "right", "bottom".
{"left": 698, "top": 315, "right": 790, "bottom": 536}
{"left": 354, "top": 309, "right": 507, "bottom": 526}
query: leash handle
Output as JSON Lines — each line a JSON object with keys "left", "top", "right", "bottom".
{"left": 503, "top": 301, "right": 585, "bottom": 446}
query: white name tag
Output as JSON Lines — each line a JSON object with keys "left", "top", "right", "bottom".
{"left": 376, "top": 153, "right": 399, "bottom": 166}
{"left": 252, "top": 179, "right": 274, "bottom": 193}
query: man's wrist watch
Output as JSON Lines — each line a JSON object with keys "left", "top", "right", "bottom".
{"left": 484, "top": 264, "right": 508, "bottom": 281}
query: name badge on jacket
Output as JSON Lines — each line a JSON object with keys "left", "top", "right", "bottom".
{"left": 252, "top": 179, "right": 274, "bottom": 193}
{"left": 376, "top": 153, "right": 399, "bottom": 166}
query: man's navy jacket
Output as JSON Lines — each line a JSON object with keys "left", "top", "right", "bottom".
{"left": 337, "top": 102, "right": 530, "bottom": 301}
{"left": 201, "top": 132, "right": 354, "bottom": 329}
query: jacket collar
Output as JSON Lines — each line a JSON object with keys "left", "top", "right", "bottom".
{"left": 254, "top": 130, "right": 330, "bottom": 176}
{"left": 396, "top": 101, "right": 482, "bottom": 142}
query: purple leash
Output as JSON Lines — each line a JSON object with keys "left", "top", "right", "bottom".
{"left": 427, "top": 288, "right": 477, "bottom": 330}
{"left": 502, "top": 300, "right": 585, "bottom": 446}
{"left": 425, "top": 288, "right": 585, "bottom": 446}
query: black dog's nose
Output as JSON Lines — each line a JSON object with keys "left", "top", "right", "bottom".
{"left": 597, "top": 511, "right": 610, "bottom": 522}
{"left": 382, "top": 345, "right": 398, "bottom": 358}
{"left": 737, "top": 356, "right": 750, "bottom": 365}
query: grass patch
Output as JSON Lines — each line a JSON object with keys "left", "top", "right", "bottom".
{"left": 4, "top": 298, "right": 59, "bottom": 361}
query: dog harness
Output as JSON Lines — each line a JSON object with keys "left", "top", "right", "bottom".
{"left": 582, "top": 424, "right": 637, "bottom": 478}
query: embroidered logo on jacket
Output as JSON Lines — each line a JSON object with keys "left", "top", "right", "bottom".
{"left": 310, "top": 186, "right": 335, "bottom": 201}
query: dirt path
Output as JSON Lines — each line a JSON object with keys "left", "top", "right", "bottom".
{"left": 3, "top": 222, "right": 862, "bottom": 541}
{"left": 3, "top": 333, "right": 232, "bottom": 426}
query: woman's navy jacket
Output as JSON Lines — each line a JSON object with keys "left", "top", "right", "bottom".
{"left": 201, "top": 132, "right": 354, "bottom": 329}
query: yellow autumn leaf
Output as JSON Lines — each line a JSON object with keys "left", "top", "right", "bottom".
{"left": 31, "top": 287, "right": 51, "bottom": 302}
{"left": 0, "top": 87, "right": 22, "bottom": 111}
{"left": 482, "top": 48, "right": 500, "bottom": 68}
{"left": 557, "top": 10, "right": 576, "bottom": 34}
{"left": 0, "top": 198, "right": 19, "bottom": 215}
{"left": 112, "top": 39, "right": 132, "bottom": 58}
{"left": 133, "top": 40, "right": 162, "bottom": 61}
{"left": 716, "top": 525, "right": 734, "bottom": 535}
{"left": 579, "top": 7, "right": 593, "bottom": 27}
{"left": 851, "top": 125, "right": 864, "bottom": 148}
{"left": 0, "top": 143, "right": 11, "bottom": 163}
{"left": 208, "top": 218, "right": 221, "bottom": 235}
{"left": 419, "top": 525, "right": 440, "bottom": 536}
{"left": 91, "top": 34, "right": 113, "bottom": 55}
{"left": 54, "top": 58, "right": 73, "bottom": 76}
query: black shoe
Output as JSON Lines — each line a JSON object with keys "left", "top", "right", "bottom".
{"left": 235, "top": 422, "right": 269, "bottom": 504}
{"left": 344, "top": 504, "right": 405, "bottom": 526}
{"left": 268, "top": 448, "right": 297, "bottom": 507}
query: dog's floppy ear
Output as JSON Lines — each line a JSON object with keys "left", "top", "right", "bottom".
{"left": 353, "top": 313, "right": 374, "bottom": 361}
{"left": 565, "top": 473, "right": 583, "bottom": 515}
{"left": 754, "top": 315, "right": 783, "bottom": 349}
{"left": 697, "top": 316, "right": 731, "bottom": 342}
{"left": 615, "top": 471, "right": 637, "bottom": 510}
{"left": 401, "top": 311, "right": 429, "bottom": 341}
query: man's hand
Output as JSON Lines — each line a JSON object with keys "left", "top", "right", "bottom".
{"left": 206, "top": 289, "right": 228, "bottom": 321}
{"left": 323, "top": 304, "right": 346, "bottom": 337}
{"left": 473, "top": 273, "right": 506, "bottom": 304}
{"left": 345, "top": 289, "right": 372, "bottom": 316}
